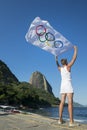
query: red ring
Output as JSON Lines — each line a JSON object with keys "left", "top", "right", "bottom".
{"left": 36, "top": 25, "right": 46, "bottom": 36}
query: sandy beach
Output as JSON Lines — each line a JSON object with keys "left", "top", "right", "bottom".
{"left": 0, "top": 112, "right": 87, "bottom": 130}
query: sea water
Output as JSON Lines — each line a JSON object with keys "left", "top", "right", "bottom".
{"left": 29, "top": 106, "right": 87, "bottom": 124}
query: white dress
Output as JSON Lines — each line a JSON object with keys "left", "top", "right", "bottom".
{"left": 60, "top": 66, "right": 74, "bottom": 94}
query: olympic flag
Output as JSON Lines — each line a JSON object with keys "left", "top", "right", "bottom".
{"left": 25, "top": 17, "right": 73, "bottom": 56}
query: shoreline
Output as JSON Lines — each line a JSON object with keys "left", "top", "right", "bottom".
{"left": 24, "top": 106, "right": 87, "bottom": 124}
{"left": 0, "top": 112, "right": 87, "bottom": 130}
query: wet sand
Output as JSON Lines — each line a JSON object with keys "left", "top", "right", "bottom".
{"left": 0, "top": 112, "right": 87, "bottom": 130}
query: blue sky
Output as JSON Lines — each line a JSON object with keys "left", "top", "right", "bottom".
{"left": 0, "top": 0, "right": 87, "bottom": 105}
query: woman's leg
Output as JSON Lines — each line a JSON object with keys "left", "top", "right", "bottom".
{"left": 67, "top": 93, "right": 74, "bottom": 123}
{"left": 59, "top": 93, "right": 66, "bottom": 122}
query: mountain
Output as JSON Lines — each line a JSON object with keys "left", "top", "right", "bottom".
{"left": 29, "top": 71, "right": 53, "bottom": 95}
{"left": 0, "top": 60, "right": 19, "bottom": 84}
{"left": 0, "top": 60, "right": 60, "bottom": 108}
{"left": 73, "top": 102, "right": 84, "bottom": 107}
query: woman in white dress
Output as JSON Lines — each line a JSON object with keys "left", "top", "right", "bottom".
{"left": 55, "top": 46, "right": 78, "bottom": 126}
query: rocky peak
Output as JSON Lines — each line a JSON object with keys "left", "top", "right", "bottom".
{"left": 0, "top": 60, "right": 19, "bottom": 84}
{"left": 29, "top": 71, "right": 53, "bottom": 95}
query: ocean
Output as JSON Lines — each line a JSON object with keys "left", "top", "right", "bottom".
{"left": 29, "top": 106, "right": 87, "bottom": 124}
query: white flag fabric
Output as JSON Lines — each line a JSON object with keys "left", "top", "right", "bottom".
{"left": 25, "top": 17, "right": 73, "bottom": 56}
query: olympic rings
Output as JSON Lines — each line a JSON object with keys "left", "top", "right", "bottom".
{"left": 36, "top": 25, "right": 63, "bottom": 48}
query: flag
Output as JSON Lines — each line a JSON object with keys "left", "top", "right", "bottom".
{"left": 25, "top": 17, "right": 73, "bottom": 56}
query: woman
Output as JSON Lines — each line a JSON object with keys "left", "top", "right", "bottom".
{"left": 55, "top": 46, "right": 79, "bottom": 127}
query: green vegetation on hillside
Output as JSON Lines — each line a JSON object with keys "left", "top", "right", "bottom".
{"left": 0, "top": 82, "right": 60, "bottom": 108}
